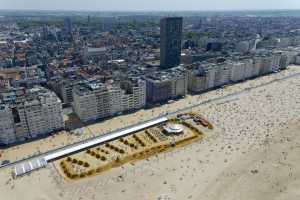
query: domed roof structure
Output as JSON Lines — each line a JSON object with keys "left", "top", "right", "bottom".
{"left": 164, "top": 123, "right": 184, "bottom": 134}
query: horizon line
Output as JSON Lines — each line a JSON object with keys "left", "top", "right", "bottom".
{"left": 1, "top": 8, "right": 300, "bottom": 12}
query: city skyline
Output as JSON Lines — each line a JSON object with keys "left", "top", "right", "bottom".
{"left": 0, "top": 5, "right": 300, "bottom": 200}
{"left": 1, "top": 0, "right": 300, "bottom": 11}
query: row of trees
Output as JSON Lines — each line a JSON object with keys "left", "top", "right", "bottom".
{"left": 96, "top": 147, "right": 110, "bottom": 155}
{"left": 105, "top": 143, "right": 126, "bottom": 154}
{"left": 145, "top": 130, "right": 158, "bottom": 143}
{"left": 66, "top": 157, "right": 90, "bottom": 167}
{"left": 132, "top": 134, "right": 146, "bottom": 147}
{"left": 86, "top": 149, "right": 107, "bottom": 161}
{"left": 119, "top": 138, "right": 138, "bottom": 150}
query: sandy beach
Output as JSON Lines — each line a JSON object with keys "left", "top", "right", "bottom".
{"left": 1, "top": 65, "right": 299, "bottom": 163}
{"left": 0, "top": 65, "right": 299, "bottom": 200}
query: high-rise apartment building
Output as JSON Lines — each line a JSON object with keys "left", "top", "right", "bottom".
{"left": 0, "top": 105, "right": 15, "bottom": 144}
{"left": 0, "top": 87, "right": 64, "bottom": 145}
{"left": 49, "top": 76, "right": 82, "bottom": 105}
{"left": 64, "top": 17, "right": 72, "bottom": 34}
{"left": 73, "top": 79, "right": 146, "bottom": 123}
{"left": 64, "top": 17, "right": 73, "bottom": 41}
{"left": 42, "top": 25, "right": 49, "bottom": 40}
{"left": 145, "top": 67, "right": 187, "bottom": 104}
{"left": 160, "top": 17, "right": 183, "bottom": 69}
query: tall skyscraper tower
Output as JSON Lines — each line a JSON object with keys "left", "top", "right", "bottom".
{"left": 64, "top": 17, "right": 72, "bottom": 34}
{"left": 160, "top": 17, "right": 183, "bottom": 69}
{"left": 88, "top": 15, "right": 91, "bottom": 24}
{"left": 64, "top": 17, "right": 73, "bottom": 41}
{"left": 42, "top": 25, "right": 49, "bottom": 40}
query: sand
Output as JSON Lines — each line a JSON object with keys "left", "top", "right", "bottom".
{"left": 1, "top": 65, "right": 299, "bottom": 163}
{"left": 200, "top": 123, "right": 300, "bottom": 200}
{"left": 0, "top": 65, "right": 299, "bottom": 200}
{"left": 56, "top": 117, "right": 206, "bottom": 181}
{"left": 0, "top": 65, "right": 298, "bottom": 162}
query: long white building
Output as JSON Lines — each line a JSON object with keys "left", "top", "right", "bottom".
{"left": 186, "top": 52, "right": 290, "bottom": 94}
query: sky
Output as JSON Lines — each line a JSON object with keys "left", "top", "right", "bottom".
{"left": 1, "top": 0, "right": 300, "bottom": 11}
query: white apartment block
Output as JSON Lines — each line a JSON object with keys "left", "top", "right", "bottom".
{"left": 214, "top": 63, "right": 231, "bottom": 87}
{"left": 49, "top": 76, "right": 82, "bottom": 105}
{"left": 252, "top": 57, "right": 262, "bottom": 77}
{"left": 170, "top": 72, "right": 188, "bottom": 98}
{"left": 271, "top": 53, "right": 282, "bottom": 72}
{"left": 186, "top": 68, "right": 207, "bottom": 93}
{"left": 73, "top": 83, "right": 122, "bottom": 122}
{"left": 203, "top": 64, "right": 217, "bottom": 89}
{"left": 259, "top": 56, "right": 273, "bottom": 75}
{"left": 0, "top": 87, "right": 64, "bottom": 145}
{"left": 121, "top": 80, "right": 146, "bottom": 111}
{"left": 145, "top": 68, "right": 188, "bottom": 103}
{"left": 243, "top": 59, "right": 254, "bottom": 79}
{"left": 230, "top": 61, "right": 246, "bottom": 82}
{"left": 73, "top": 79, "right": 146, "bottom": 123}
{"left": 18, "top": 91, "right": 64, "bottom": 138}
{"left": 0, "top": 105, "right": 16, "bottom": 144}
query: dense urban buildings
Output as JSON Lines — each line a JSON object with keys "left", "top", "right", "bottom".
{"left": 160, "top": 17, "right": 183, "bottom": 68}
{"left": 0, "top": 11, "right": 300, "bottom": 144}
{"left": 2, "top": 5, "right": 300, "bottom": 200}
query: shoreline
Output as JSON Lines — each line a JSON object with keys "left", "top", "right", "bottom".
{"left": 0, "top": 65, "right": 299, "bottom": 200}
{"left": 1, "top": 65, "right": 299, "bottom": 165}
